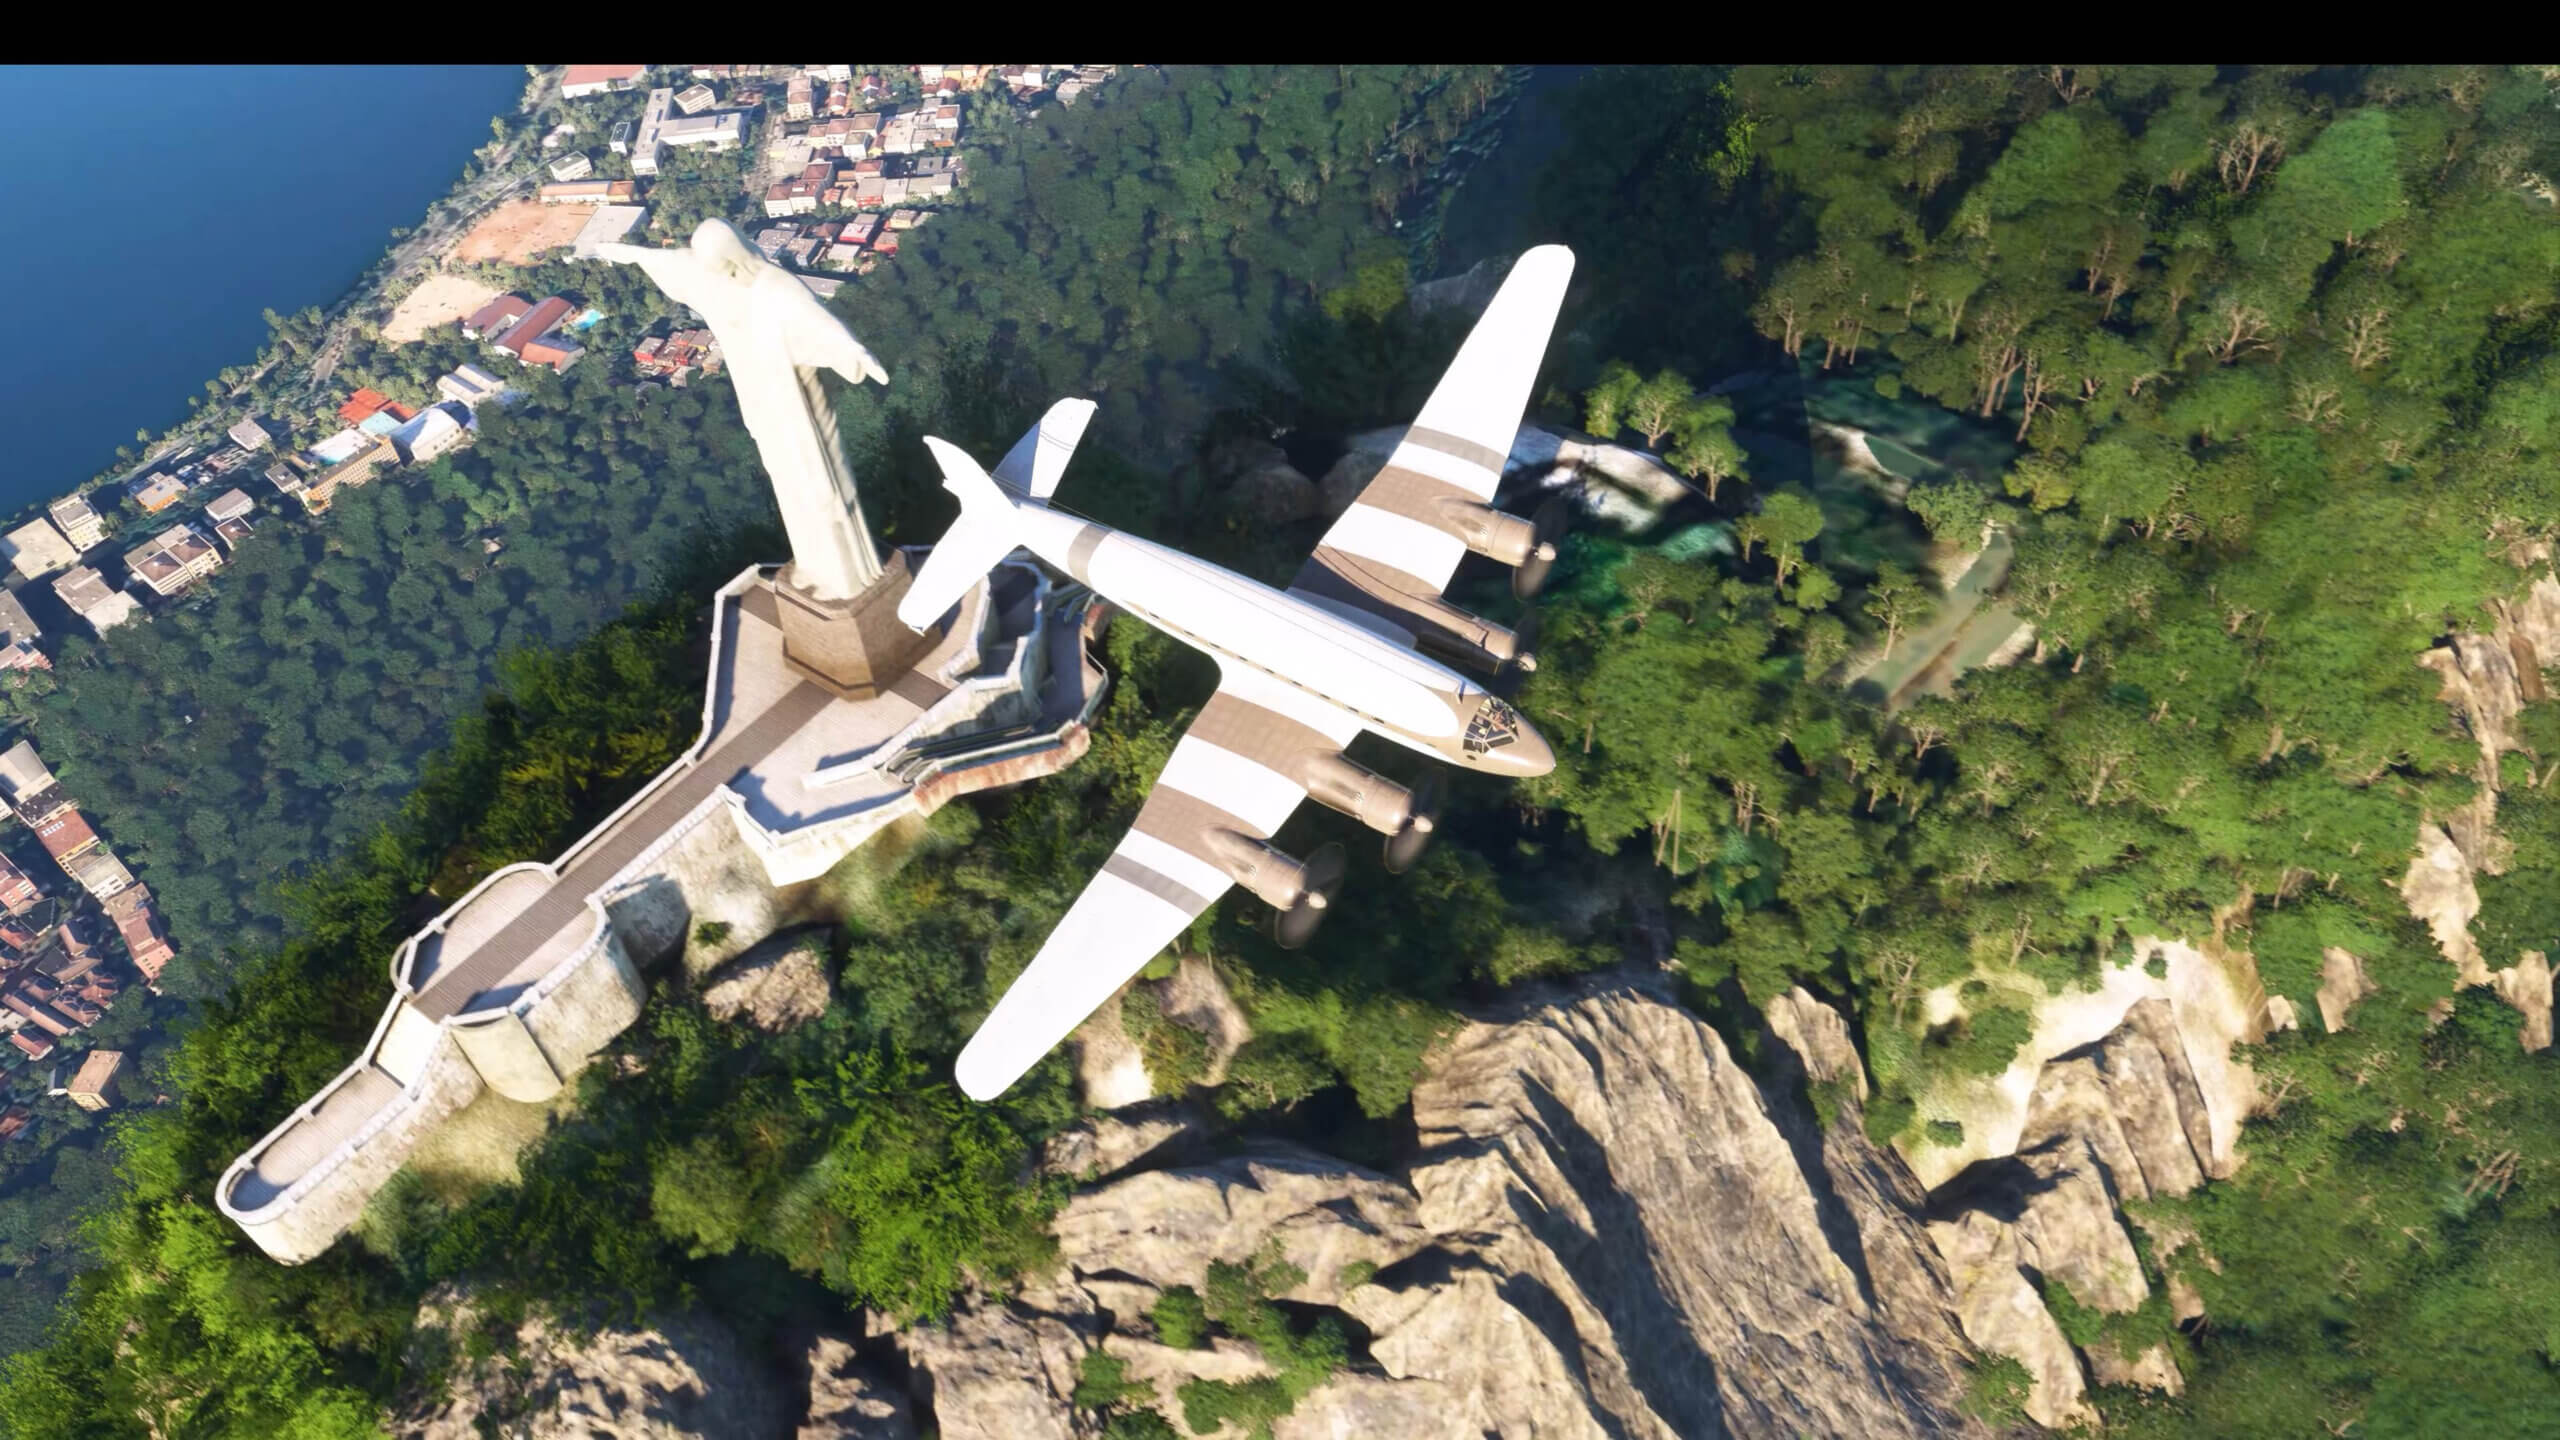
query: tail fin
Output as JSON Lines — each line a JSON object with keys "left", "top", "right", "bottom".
{"left": 897, "top": 437, "right": 1022, "bottom": 632}
{"left": 990, "top": 397, "right": 1097, "bottom": 503}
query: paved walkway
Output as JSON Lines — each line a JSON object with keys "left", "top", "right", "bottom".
{"left": 413, "top": 678, "right": 833, "bottom": 1021}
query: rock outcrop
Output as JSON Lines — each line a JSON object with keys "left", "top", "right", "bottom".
{"left": 700, "top": 927, "right": 834, "bottom": 1033}
{"left": 801, "top": 1335, "right": 916, "bottom": 1440}
{"left": 900, "top": 976, "right": 1988, "bottom": 1440}
{"left": 1209, "top": 438, "right": 1321, "bottom": 526}
{"left": 401, "top": 1287, "right": 790, "bottom": 1440}
{"left": 1927, "top": 998, "right": 2222, "bottom": 1426}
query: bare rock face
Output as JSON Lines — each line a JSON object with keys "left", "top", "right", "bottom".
{"left": 2318, "top": 947, "right": 2377, "bottom": 1033}
{"left": 1211, "top": 438, "right": 1321, "bottom": 526}
{"left": 700, "top": 928, "right": 833, "bottom": 1033}
{"left": 1039, "top": 1098, "right": 1203, "bottom": 1183}
{"left": 897, "top": 1288, "right": 1095, "bottom": 1440}
{"left": 1378, "top": 980, "right": 1984, "bottom": 1439}
{"left": 896, "top": 978, "right": 1987, "bottom": 1440}
{"left": 801, "top": 1335, "right": 916, "bottom": 1440}
{"left": 1318, "top": 448, "right": 1384, "bottom": 517}
{"left": 401, "top": 1287, "right": 789, "bottom": 1440}
{"left": 1927, "top": 998, "right": 2219, "bottom": 1425}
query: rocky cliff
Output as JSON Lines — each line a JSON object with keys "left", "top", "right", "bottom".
{"left": 403, "top": 978, "right": 2014, "bottom": 1439}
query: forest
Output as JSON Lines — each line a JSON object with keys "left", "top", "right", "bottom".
{"left": 3, "top": 62, "right": 2559, "bottom": 1440}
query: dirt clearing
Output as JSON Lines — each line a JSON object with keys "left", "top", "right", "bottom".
{"left": 452, "top": 199, "right": 593, "bottom": 265}
{"left": 383, "top": 273, "right": 504, "bottom": 344}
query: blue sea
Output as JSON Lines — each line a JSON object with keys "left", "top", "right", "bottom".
{"left": 0, "top": 64, "right": 524, "bottom": 510}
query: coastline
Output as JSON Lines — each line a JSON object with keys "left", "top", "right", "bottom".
{"left": 3, "top": 68, "right": 550, "bottom": 558}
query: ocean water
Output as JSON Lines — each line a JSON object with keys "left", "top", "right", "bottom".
{"left": 0, "top": 64, "right": 524, "bottom": 510}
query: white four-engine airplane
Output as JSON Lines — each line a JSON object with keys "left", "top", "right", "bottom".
{"left": 899, "top": 245, "right": 1578, "bottom": 1102}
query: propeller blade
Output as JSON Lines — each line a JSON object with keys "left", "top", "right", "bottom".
{"left": 1510, "top": 494, "right": 1574, "bottom": 599}
{"left": 1274, "top": 841, "right": 1348, "bottom": 949}
{"left": 1383, "top": 770, "right": 1445, "bottom": 875}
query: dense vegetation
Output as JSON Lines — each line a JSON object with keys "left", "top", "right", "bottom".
{"left": 6, "top": 61, "right": 2560, "bottom": 1439}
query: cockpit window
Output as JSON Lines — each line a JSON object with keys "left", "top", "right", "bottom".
{"left": 1464, "top": 695, "right": 1520, "bottom": 754}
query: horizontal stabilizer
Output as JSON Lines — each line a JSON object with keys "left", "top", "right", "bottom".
{"left": 992, "top": 398, "right": 1098, "bottom": 503}
{"left": 897, "top": 437, "right": 1020, "bottom": 632}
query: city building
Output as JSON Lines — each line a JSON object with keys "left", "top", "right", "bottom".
{"left": 786, "top": 74, "right": 814, "bottom": 119}
{"left": 559, "top": 64, "right": 646, "bottom": 99}
{"left": 33, "top": 807, "right": 98, "bottom": 867}
{"left": 629, "top": 87, "right": 672, "bottom": 176}
{"left": 0, "top": 742, "right": 58, "bottom": 818}
{"left": 0, "top": 588, "right": 47, "bottom": 677}
{"left": 538, "top": 179, "right": 638, "bottom": 204}
{"left": 0, "top": 852, "right": 39, "bottom": 916}
{"left": 337, "top": 389, "right": 392, "bottom": 425}
{"left": 104, "top": 886, "right": 172, "bottom": 988}
{"left": 673, "top": 83, "right": 716, "bottom": 114}
{"left": 391, "top": 403, "right": 474, "bottom": 464}
{"left": 571, "top": 204, "right": 649, "bottom": 259}
{"left": 49, "top": 568, "right": 136, "bottom": 635}
{"left": 547, "top": 152, "right": 594, "bottom": 182}
{"left": 0, "top": 518, "right": 79, "bottom": 581}
{"left": 462, "top": 294, "right": 532, "bottom": 341}
{"left": 66, "top": 1049, "right": 124, "bottom": 1111}
{"left": 8, "top": 1034, "right": 51, "bottom": 1062}
{"left": 659, "top": 110, "right": 745, "bottom": 153}
{"left": 127, "top": 472, "right": 186, "bottom": 515}
{"left": 608, "top": 119, "right": 632, "bottom": 155}
{"left": 515, "top": 331, "right": 583, "bottom": 373}
{"left": 436, "top": 364, "right": 521, "bottom": 410}
{"left": 46, "top": 494, "right": 103, "bottom": 551}
{"left": 492, "top": 297, "right": 575, "bottom": 357}
{"left": 226, "top": 416, "right": 272, "bottom": 451}
{"left": 125, "top": 522, "right": 222, "bottom": 597}
{"left": 298, "top": 436, "right": 398, "bottom": 515}
{"left": 206, "top": 489, "right": 256, "bottom": 553}
{"left": 60, "top": 845, "right": 133, "bottom": 903}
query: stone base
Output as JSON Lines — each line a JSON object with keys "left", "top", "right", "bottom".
{"left": 775, "top": 551, "right": 938, "bottom": 700}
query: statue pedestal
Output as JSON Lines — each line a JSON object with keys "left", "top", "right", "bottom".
{"left": 775, "top": 551, "right": 939, "bottom": 700}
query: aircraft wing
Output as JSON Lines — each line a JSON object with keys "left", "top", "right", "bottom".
{"left": 1288, "top": 245, "right": 1574, "bottom": 645}
{"left": 953, "top": 665, "right": 1362, "bottom": 1102}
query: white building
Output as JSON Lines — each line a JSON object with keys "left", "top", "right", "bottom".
{"left": 392, "top": 404, "right": 475, "bottom": 465}
{"left": 436, "top": 364, "right": 523, "bottom": 411}
{"left": 547, "top": 152, "right": 594, "bottom": 182}
{"left": 658, "top": 110, "right": 746, "bottom": 155}
{"left": 52, "top": 568, "right": 137, "bottom": 636}
{"left": 226, "top": 417, "right": 271, "bottom": 451}
{"left": 572, "top": 204, "right": 649, "bottom": 259}
{"left": 629, "top": 88, "right": 673, "bottom": 176}
{"left": 46, "top": 495, "right": 103, "bottom": 551}
{"left": 673, "top": 83, "right": 717, "bottom": 115}
{"left": 0, "top": 520, "right": 80, "bottom": 582}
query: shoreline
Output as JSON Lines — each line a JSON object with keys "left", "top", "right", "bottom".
{"left": 4, "top": 68, "right": 552, "bottom": 562}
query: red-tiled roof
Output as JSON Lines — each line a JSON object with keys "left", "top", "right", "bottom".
{"left": 465, "top": 294, "right": 533, "bottom": 337}
{"left": 495, "top": 297, "right": 576, "bottom": 356}
{"left": 562, "top": 64, "right": 645, "bottom": 87}
{"left": 337, "top": 389, "right": 390, "bottom": 424}
{"left": 33, "top": 809, "right": 95, "bottom": 862}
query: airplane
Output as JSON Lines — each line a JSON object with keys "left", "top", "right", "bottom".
{"left": 897, "top": 244, "right": 1578, "bottom": 1103}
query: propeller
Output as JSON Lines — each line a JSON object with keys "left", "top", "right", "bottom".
{"left": 1383, "top": 770, "right": 1446, "bottom": 875}
{"left": 1491, "top": 607, "right": 1541, "bottom": 699}
{"left": 1509, "top": 493, "right": 1575, "bottom": 600}
{"left": 1272, "top": 841, "right": 1348, "bottom": 950}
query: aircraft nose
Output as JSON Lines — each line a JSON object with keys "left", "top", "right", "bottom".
{"left": 1505, "top": 719, "right": 1556, "bottom": 777}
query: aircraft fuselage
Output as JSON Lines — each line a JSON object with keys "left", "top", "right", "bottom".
{"left": 1009, "top": 504, "right": 1553, "bottom": 777}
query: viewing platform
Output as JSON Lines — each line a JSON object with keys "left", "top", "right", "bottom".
{"left": 219, "top": 555, "right": 1109, "bottom": 1261}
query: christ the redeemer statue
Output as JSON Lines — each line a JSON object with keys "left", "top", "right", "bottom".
{"left": 598, "top": 219, "right": 889, "bottom": 602}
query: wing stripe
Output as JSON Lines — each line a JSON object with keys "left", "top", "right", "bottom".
{"left": 1382, "top": 438, "right": 1501, "bottom": 498}
{"left": 1100, "top": 852, "right": 1220, "bottom": 914}
{"left": 1065, "top": 523, "right": 1108, "bottom": 581}
{"left": 1133, "top": 784, "right": 1267, "bottom": 852}
{"left": 1205, "top": 667, "right": 1366, "bottom": 749}
{"left": 1402, "top": 424, "right": 1511, "bottom": 475}
{"left": 1322, "top": 504, "right": 1470, "bottom": 589}
{"left": 1113, "top": 828, "right": 1239, "bottom": 903}
{"left": 1158, "top": 739, "right": 1307, "bottom": 833}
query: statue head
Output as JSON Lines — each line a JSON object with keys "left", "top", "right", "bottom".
{"left": 689, "top": 218, "right": 769, "bottom": 285}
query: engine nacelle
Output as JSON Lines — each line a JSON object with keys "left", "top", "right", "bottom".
{"left": 1202, "top": 829, "right": 1314, "bottom": 911}
{"left": 1298, "top": 751, "right": 1413, "bottom": 836}
{"left": 1416, "top": 618, "right": 1532, "bottom": 674}
{"left": 1439, "top": 500, "right": 1554, "bottom": 569}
